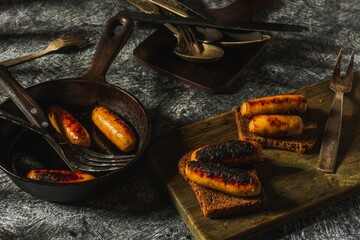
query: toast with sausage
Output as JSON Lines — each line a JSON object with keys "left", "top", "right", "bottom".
{"left": 178, "top": 152, "right": 267, "bottom": 218}
{"left": 235, "top": 95, "right": 317, "bottom": 153}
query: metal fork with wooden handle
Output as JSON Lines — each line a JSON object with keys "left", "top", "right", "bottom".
{"left": 0, "top": 36, "right": 89, "bottom": 67}
{"left": 317, "top": 49, "right": 355, "bottom": 173}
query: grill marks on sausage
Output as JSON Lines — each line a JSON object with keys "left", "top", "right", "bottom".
{"left": 48, "top": 105, "right": 91, "bottom": 147}
{"left": 249, "top": 115, "right": 304, "bottom": 137}
{"left": 241, "top": 94, "right": 308, "bottom": 119}
{"left": 267, "top": 116, "right": 287, "bottom": 127}
{"left": 62, "top": 113, "right": 86, "bottom": 141}
{"left": 91, "top": 106, "right": 137, "bottom": 153}
{"left": 247, "top": 95, "right": 304, "bottom": 108}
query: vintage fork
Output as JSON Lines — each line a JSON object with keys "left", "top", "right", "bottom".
{"left": 0, "top": 36, "right": 89, "bottom": 67}
{"left": 317, "top": 49, "right": 355, "bottom": 173}
{"left": 0, "top": 66, "right": 134, "bottom": 173}
{"left": 178, "top": 27, "right": 203, "bottom": 54}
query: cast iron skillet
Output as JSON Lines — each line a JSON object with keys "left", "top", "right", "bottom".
{"left": 0, "top": 13, "right": 151, "bottom": 202}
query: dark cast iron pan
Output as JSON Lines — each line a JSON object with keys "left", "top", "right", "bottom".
{"left": 0, "top": 13, "right": 151, "bottom": 202}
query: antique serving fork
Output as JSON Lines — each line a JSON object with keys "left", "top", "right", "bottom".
{"left": 317, "top": 49, "right": 355, "bottom": 173}
{"left": 0, "top": 36, "right": 89, "bottom": 67}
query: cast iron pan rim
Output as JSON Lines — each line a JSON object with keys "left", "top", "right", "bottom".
{"left": 0, "top": 78, "right": 151, "bottom": 187}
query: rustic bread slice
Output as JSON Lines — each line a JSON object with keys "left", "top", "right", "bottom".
{"left": 235, "top": 106, "right": 317, "bottom": 153}
{"left": 178, "top": 152, "right": 267, "bottom": 219}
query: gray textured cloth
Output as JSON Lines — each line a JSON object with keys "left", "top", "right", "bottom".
{"left": 0, "top": 0, "right": 360, "bottom": 239}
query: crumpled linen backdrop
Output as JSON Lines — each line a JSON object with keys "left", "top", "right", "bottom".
{"left": 0, "top": 0, "right": 359, "bottom": 239}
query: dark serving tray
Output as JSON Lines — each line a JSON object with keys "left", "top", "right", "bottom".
{"left": 133, "top": 26, "right": 270, "bottom": 93}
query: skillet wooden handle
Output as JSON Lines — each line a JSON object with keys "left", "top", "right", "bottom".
{"left": 84, "top": 14, "right": 134, "bottom": 82}
{"left": 0, "top": 65, "right": 50, "bottom": 129}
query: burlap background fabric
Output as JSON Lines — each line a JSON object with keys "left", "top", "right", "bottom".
{"left": 0, "top": 0, "right": 359, "bottom": 239}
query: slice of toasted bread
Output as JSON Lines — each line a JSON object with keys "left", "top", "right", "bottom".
{"left": 178, "top": 152, "right": 267, "bottom": 218}
{"left": 235, "top": 106, "right": 317, "bottom": 153}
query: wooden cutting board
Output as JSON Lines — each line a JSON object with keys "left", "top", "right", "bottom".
{"left": 146, "top": 71, "right": 360, "bottom": 240}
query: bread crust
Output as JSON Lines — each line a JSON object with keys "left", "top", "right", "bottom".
{"left": 178, "top": 152, "right": 267, "bottom": 218}
{"left": 235, "top": 106, "right": 317, "bottom": 153}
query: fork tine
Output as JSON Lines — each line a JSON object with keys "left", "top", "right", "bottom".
{"left": 69, "top": 150, "right": 131, "bottom": 169}
{"left": 70, "top": 147, "right": 134, "bottom": 164}
{"left": 179, "top": 27, "right": 192, "bottom": 52}
{"left": 74, "top": 161, "right": 123, "bottom": 172}
{"left": 82, "top": 155, "right": 133, "bottom": 164}
{"left": 187, "top": 27, "right": 202, "bottom": 53}
{"left": 332, "top": 48, "right": 343, "bottom": 80}
{"left": 345, "top": 49, "right": 355, "bottom": 80}
{"left": 78, "top": 147, "right": 135, "bottom": 160}
{"left": 79, "top": 160, "right": 128, "bottom": 167}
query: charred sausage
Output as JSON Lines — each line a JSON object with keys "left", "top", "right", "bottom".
{"left": 240, "top": 94, "right": 307, "bottom": 119}
{"left": 91, "top": 106, "right": 137, "bottom": 153}
{"left": 26, "top": 169, "right": 95, "bottom": 183}
{"left": 190, "top": 140, "right": 263, "bottom": 167}
{"left": 185, "top": 161, "right": 261, "bottom": 197}
{"left": 248, "top": 115, "right": 304, "bottom": 137}
{"left": 48, "top": 105, "right": 91, "bottom": 147}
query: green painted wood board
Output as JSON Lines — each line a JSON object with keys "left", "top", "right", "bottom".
{"left": 146, "top": 71, "right": 360, "bottom": 240}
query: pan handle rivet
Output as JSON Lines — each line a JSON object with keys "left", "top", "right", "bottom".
{"left": 31, "top": 108, "right": 38, "bottom": 114}
{"left": 41, "top": 122, "right": 49, "bottom": 128}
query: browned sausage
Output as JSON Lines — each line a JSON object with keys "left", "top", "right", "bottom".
{"left": 48, "top": 105, "right": 91, "bottom": 147}
{"left": 190, "top": 140, "right": 263, "bottom": 167}
{"left": 240, "top": 94, "right": 307, "bottom": 119}
{"left": 248, "top": 115, "right": 304, "bottom": 137}
{"left": 26, "top": 169, "right": 95, "bottom": 183}
{"left": 185, "top": 161, "right": 261, "bottom": 197}
{"left": 91, "top": 106, "right": 137, "bottom": 153}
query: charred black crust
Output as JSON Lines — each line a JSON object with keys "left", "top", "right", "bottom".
{"left": 195, "top": 140, "right": 254, "bottom": 162}
{"left": 187, "top": 161, "right": 251, "bottom": 185}
{"left": 33, "top": 170, "right": 81, "bottom": 183}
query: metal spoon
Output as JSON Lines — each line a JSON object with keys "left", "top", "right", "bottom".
{"left": 148, "top": 0, "right": 223, "bottom": 43}
{"left": 127, "top": 0, "right": 224, "bottom": 62}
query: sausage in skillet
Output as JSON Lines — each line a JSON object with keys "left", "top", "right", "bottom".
{"left": 26, "top": 169, "right": 95, "bottom": 183}
{"left": 91, "top": 106, "right": 137, "bottom": 153}
{"left": 48, "top": 105, "right": 91, "bottom": 147}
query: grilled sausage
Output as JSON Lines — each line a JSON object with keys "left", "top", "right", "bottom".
{"left": 26, "top": 169, "right": 95, "bottom": 183}
{"left": 190, "top": 140, "right": 263, "bottom": 167}
{"left": 185, "top": 161, "right": 261, "bottom": 197}
{"left": 48, "top": 105, "right": 91, "bottom": 147}
{"left": 249, "top": 115, "right": 303, "bottom": 137}
{"left": 240, "top": 94, "right": 307, "bottom": 119}
{"left": 91, "top": 106, "right": 137, "bottom": 153}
